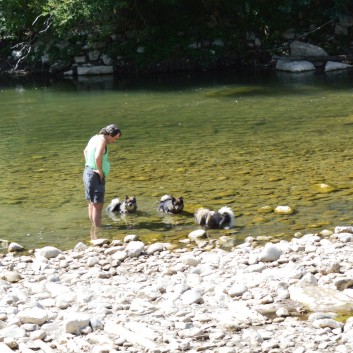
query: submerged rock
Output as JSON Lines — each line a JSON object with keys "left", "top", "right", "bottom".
{"left": 311, "top": 183, "right": 337, "bottom": 193}
{"left": 275, "top": 205, "right": 294, "bottom": 214}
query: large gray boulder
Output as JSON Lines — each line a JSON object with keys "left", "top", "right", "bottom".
{"left": 276, "top": 60, "right": 315, "bottom": 73}
{"left": 325, "top": 61, "right": 352, "bottom": 72}
{"left": 77, "top": 65, "right": 113, "bottom": 75}
{"left": 290, "top": 40, "right": 328, "bottom": 57}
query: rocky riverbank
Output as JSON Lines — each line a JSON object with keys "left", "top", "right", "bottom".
{"left": 2, "top": 226, "right": 353, "bottom": 353}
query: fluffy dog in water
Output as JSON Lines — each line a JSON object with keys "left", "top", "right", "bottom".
{"left": 195, "top": 206, "right": 235, "bottom": 229}
{"left": 158, "top": 195, "right": 184, "bottom": 214}
{"left": 106, "top": 196, "right": 137, "bottom": 219}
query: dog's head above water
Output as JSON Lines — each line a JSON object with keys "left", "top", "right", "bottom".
{"left": 106, "top": 195, "right": 137, "bottom": 217}
{"left": 172, "top": 196, "right": 184, "bottom": 212}
{"left": 123, "top": 195, "right": 137, "bottom": 212}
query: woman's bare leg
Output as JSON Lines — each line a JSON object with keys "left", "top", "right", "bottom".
{"left": 89, "top": 202, "right": 104, "bottom": 228}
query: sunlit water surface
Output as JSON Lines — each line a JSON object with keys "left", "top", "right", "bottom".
{"left": 1, "top": 70, "right": 353, "bottom": 251}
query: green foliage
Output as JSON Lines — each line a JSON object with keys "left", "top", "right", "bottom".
{"left": 42, "top": 0, "right": 130, "bottom": 36}
{"left": 1, "top": 0, "right": 353, "bottom": 71}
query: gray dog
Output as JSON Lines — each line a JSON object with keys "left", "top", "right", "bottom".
{"left": 106, "top": 195, "right": 137, "bottom": 219}
{"left": 158, "top": 194, "right": 184, "bottom": 214}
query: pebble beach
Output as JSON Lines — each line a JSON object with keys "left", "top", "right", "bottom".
{"left": 2, "top": 226, "right": 353, "bottom": 353}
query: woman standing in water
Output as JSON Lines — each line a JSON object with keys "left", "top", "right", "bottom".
{"left": 83, "top": 124, "right": 121, "bottom": 238}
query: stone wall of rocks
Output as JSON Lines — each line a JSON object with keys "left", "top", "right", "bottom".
{"left": 5, "top": 12, "right": 353, "bottom": 76}
{"left": 275, "top": 41, "right": 352, "bottom": 73}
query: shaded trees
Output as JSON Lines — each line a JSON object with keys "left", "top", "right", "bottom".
{"left": 1, "top": 0, "right": 352, "bottom": 72}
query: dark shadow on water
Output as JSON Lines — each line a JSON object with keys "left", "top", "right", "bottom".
{"left": 2, "top": 68, "right": 353, "bottom": 95}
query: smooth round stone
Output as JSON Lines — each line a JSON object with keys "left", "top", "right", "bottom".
{"left": 228, "top": 284, "right": 248, "bottom": 297}
{"left": 258, "top": 243, "right": 282, "bottom": 262}
{"left": 1, "top": 271, "right": 22, "bottom": 283}
{"left": 252, "top": 216, "right": 269, "bottom": 224}
{"left": 275, "top": 206, "right": 294, "bottom": 215}
{"left": 320, "top": 229, "right": 333, "bottom": 236}
{"left": 217, "top": 236, "right": 237, "bottom": 247}
{"left": 188, "top": 230, "right": 207, "bottom": 241}
{"left": 257, "top": 206, "right": 273, "bottom": 214}
{"left": 8, "top": 242, "right": 24, "bottom": 252}
{"left": 124, "top": 234, "right": 139, "bottom": 243}
{"left": 311, "top": 183, "right": 337, "bottom": 193}
{"left": 90, "top": 239, "right": 109, "bottom": 246}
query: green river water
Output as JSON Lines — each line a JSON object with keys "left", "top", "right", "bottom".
{"left": 1, "top": 70, "right": 353, "bottom": 251}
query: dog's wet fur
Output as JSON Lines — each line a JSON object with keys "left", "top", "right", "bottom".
{"left": 195, "top": 206, "right": 235, "bottom": 229}
{"left": 106, "top": 195, "right": 137, "bottom": 217}
{"left": 158, "top": 195, "right": 184, "bottom": 214}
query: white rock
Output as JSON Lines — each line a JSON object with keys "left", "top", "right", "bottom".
{"left": 242, "top": 330, "right": 263, "bottom": 345}
{"left": 146, "top": 242, "right": 165, "bottom": 254}
{"left": 8, "top": 242, "right": 24, "bottom": 252}
{"left": 36, "top": 246, "right": 62, "bottom": 259}
{"left": 3, "top": 337, "right": 17, "bottom": 349}
{"left": 336, "top": 226, "right": 353, "bottom": 233}
{"left": 0, "top": 325, "right": 26, "bottom": 339}
{"left": 90, "top": 318, "right": 104, "bottom": 331}
{"left": 92, "top": 344, "right": 114, "bottom": 353}
{"left": 56, "top": 292, "right": 77, "bottom": 309}
{"left": 112, "top": 250, "right": 127, "bottom": 261}
{"left": 258, "top": 243, "right": 282, "bottom": 262}
{"left": 125, "top": 321, "right": 158, "bottom": 341}
{"left": 308, "top": 312, "right": 335, "bottom": 322}
{"left": 228, "top": 284, "right": 248, "bottom": 297}
{"left": 87, "top": 257, "right": 99, "bottom": 267}
{"left": 125, "top": 241, "right": 145, "bottom": 257}
{"left": 0, "top": 270, "right": 22, "bottom": 283}
{"left": 312, "top": 318, "right": 343, "bottom": 329}
{"left": 45, "top": 282, "right": 71, "bottom": 297}
{"left": 274, "top": 205, "right": 294, "bottom": 214}
{"left": 124, "top": 234, "right": 139, "bottom": 242}
{"left": 276, "top": 307, "right": 289, "bottom": 317}
{"left": 91, "top": 238, "right": 109, "bottom": 246}
{"left": 188, "top": 229, "right": 207, "bottom": 241}
{"left": 18, "top": 307, "right": 48, "bottom": 325}
{"left": 64, "top": 313, "right": 91, "bottom": 335}
{"left": 297, "top": 273, "right": 318, "bottom": 287}
{"left": 215, "top": 348, "right": 236, "bottom": 353}
{"left": 74, "top": 242, "right": 88, "bottom": 251}
{"left": 0, "top": 342, "right": 16, "bottom": 353}
{"left": 334, "top": 232, "right": 353, "bottom": 242}
{"left": 181, "top": 255, "right": 201, "bottom": 267}
{"left": 289, "top": 285, "right": 353, "bottom": 312}
{"left": 181, "top": 289, "right": 203, "bottom": 305}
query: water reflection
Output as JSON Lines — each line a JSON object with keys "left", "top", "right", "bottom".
{"left": 1, "top": 70, "right": 353, "bottom": 250}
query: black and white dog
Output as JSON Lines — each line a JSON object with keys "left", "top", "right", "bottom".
{"left": 195, "top": 206, "right": 235, "bottom": 229}
{"left": 158, "top": 194, "right": 184, "bottom": 214}
{"left": 106, "top": 195, "right": 137, "bottom": 219}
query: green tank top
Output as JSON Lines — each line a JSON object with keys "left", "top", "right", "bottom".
{"left": 85, "top": 135, "right": 111, "bottom": 176}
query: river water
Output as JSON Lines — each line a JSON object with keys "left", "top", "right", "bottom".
{"left": 1, "top": 70, "right": 353, "bottom": 251}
